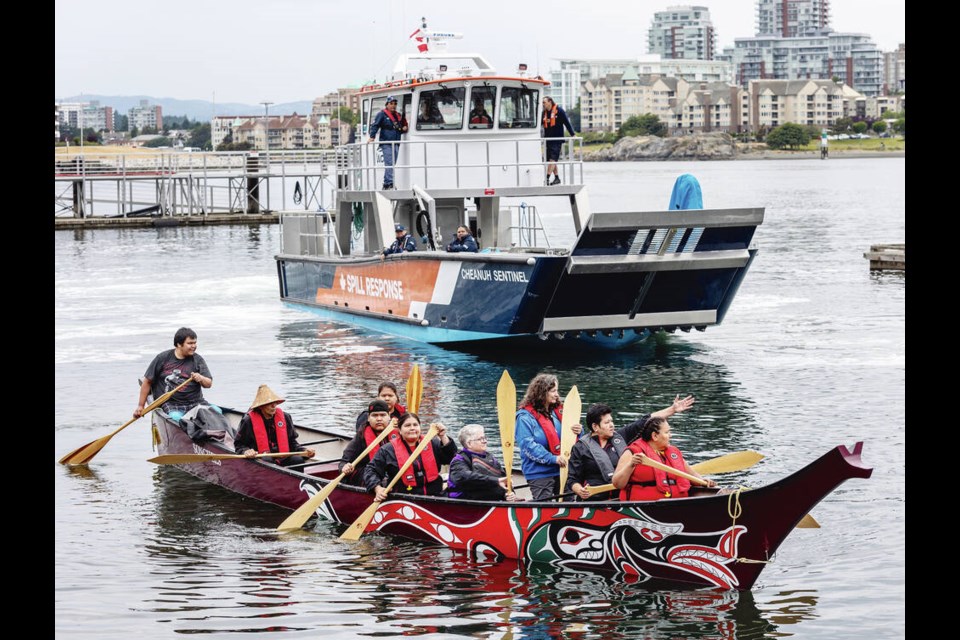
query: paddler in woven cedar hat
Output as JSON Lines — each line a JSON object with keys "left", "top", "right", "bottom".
{"left": 233, "top": 384, "right": 315, "bottom": 466}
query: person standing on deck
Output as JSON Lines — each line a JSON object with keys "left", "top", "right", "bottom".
{"left": 368, "top": 96, "right": 408, "bottom": 190}
{"left": 234, "top": 385, "right": 316, "bottom": 467}
{"left": 134, "top": 327, "right": 217, "bottom": 422}
{"left": 540, "top": 97, "right": 575, "bottom": 186}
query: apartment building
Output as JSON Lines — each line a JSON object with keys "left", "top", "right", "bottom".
{"left": 581, "top": 71, "right": 744, "bottom": 135}
{"left": 128, "top": 100, "right": 163, "bottom": 131}
{"left": 550, "top": 56, "right": 733, "bottom": 111}
{"left": 746, "top": 79, "right": 852, "bottom": 130}
{"left": 57, "top": 101, "right": 115, "bottom": 133}
{"left": 648, "top": 5, "right": 716, "bottom": 61}
{"left": 756, "top": 0, "right": 831, "bottom": 37}
{"left": 231, "top": 114, "right": 332, "bottom": 151}
{"left": 883, "top": 44, "right": 905, "bottom": 94}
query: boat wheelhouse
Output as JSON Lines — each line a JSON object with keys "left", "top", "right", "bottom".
{"left": 276, "top": 24, "right": 764, "bottom": 348}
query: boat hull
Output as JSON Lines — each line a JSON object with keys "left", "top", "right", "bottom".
{"left": 154, "top": 410, "right": 870, "bottom": 590}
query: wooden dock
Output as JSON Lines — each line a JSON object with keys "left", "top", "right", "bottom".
{"left": 863, "top": 243, "right": 905, "bottom": 271}
{"left": 54, "top": 213, "right": 280, "bottom": 230}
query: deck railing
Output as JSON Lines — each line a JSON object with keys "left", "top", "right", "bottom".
{"left": 53, "top": 140, "right": 583, "bottom": 220}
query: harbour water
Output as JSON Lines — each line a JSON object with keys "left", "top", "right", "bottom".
{"left": 55, "top": 157, "right": 905, "bottom": 639}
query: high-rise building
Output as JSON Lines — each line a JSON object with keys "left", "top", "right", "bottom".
{"left": 648, "top": 5, "right": 716, "bottom": 60}
{"left": 724, "top": 0, "right": 884, "bottom": 96}
{"left": 756, "top": 0, "right": 831, "bottom": 37}
{"left": 883, "top": 44, "right": 905, "bottom": 94}
{"left": 128, "top": 100, "right": 163, "bottom": 132}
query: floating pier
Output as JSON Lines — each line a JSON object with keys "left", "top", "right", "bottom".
{"left": 54, "top": 149, "right": 339, "bottom": 229}
{"left": 863, "top": 243, "right": 905, "bottom": 271}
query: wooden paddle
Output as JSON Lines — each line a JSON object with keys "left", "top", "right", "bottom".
{"left": 405, "top": 364, "right": 423, "bottom": 414}
{"left": 59, "top": 376, "right": 194, "bottom": 466}
{"left": 643, "top": 454, "right": 821, "bottom": 528}
{"left": 496, "top": 370, "right": 517, "bottom": 492}
{"left": 557, "top": 386, "right": 581, "bottom": 502}
{"left": 690, "top": 450, "right": 764, "bottom": 475}
{"left": 147, "top": 451, "right": 301, "bottom": 464}
{"left": 582, "top": 449, "right": 765, "bottom": 498}
{"left": 276, "top": 424, "right": 398, "bottom": 532}
{"left": 639, "top": 452, "right": 710, "bottom": 486}
{"left": 585, "top": 483, "right": 616, "bottom": 497}
{"left": 340, "top": 423, "right": 440, "bottom": 541}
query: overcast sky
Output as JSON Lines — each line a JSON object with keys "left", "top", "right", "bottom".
{"left": 55, "top": 0, "right": 905, "bottom": 105}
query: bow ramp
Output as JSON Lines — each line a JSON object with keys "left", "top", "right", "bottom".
{"left": 540, "top": 206, "right": 763, "bottom": 338}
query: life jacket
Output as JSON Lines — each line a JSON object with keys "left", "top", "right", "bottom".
{"left": 383, "top": 108, "right": 407, "bottom": 131}
{"left": 249, "top": 408, "right": 290, "bottom": 460}
{"left": 362, "top": 424, "right": 398, "bottom": 460}
{"left": 391, "top": 436, "right": 441, "bottom": 491}
{"left": 470, "top": 110, "right": 491, "bottom": 124}
{"left": 447, "top": 449, "right": 503, "bottom": 498}
{"left": 583, "top": 433, "right": 628, "bottom": 482}
{"left": 542, "top": 105, "right": 558, "bottom": 129}
{"left": 520, "top": 404, "right": 563, "bottom": 454}
{"left": 619, "top": 438, "right": 690, "bottom": 501}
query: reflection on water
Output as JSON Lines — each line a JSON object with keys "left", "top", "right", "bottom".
{"left": 55, "top": 160, "right": 904, "bottom": 639}
{"left": 277, "top": 320, "right": 763, "bottom": 472}
{"left": 136, "top": 466, "right": 818, "bottom": 638}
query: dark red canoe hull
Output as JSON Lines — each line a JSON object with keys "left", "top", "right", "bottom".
{"left": 154, "top": 413, "right": 871, "bottom": 590}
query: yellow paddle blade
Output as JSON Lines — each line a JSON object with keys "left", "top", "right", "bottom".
{"left": 690, "top": 450, "right": 765, "bottom": 475}
{"left": 405, "top": 364, "right": 423, "bottom": 414}
{"left": 277, "top": 473, "right": 346, "bottom": 532}
{"left": 496, "top": 370, "right": 517, "bottom": 491}
{"left": 278, "top": 424, "right": 398, "bottom": 532}
{"left": 59, "top": 377, "right": 193, "bottom": 465}
{"left": 557, "top": 386, "right": 581, "bottom": 501}
{"left": 340, "top": 501, "right": 380, "bottom": 541}
{"left": 796, "top": 513, "right": 821, "bottom": 528}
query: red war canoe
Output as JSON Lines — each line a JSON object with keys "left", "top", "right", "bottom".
{"left": 153, "top": 406, "right": 872, "bottom": 591}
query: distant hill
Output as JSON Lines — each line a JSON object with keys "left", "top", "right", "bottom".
{"left": 56, "top": 95, "right": 315, "bottom": 122}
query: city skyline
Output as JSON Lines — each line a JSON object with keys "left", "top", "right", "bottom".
{"left": 55, "top": 0, "right": 905, "bottom": 105}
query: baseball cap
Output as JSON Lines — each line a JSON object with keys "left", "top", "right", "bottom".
{"left": 395, "top": 224, "right": 405, "bottom": 232}
{"left": 368, "top": 399, "right": 390, "bottom": 414}
{"left": 386, "top": 95, "right": 398, "bottom": 104}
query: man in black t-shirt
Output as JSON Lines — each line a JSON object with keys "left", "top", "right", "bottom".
{"left": 134, "top": 327, "right": 213, "bottom": 419}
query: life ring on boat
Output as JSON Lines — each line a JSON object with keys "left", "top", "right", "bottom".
{"left": 416, "top": 210, "right": 437, "bottom": 250}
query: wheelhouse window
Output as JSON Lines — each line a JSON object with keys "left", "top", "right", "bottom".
{"left": 361, "top": 98, "right": 370, "bottom": 137}
{"left": 498, "top": 86, "right": 539, "bottom": 128}
{"left": 415, "top": 87, "right": 465, "bottom": 130}
{"left": 468, "top": 87, "right": 496, "bottom": 129}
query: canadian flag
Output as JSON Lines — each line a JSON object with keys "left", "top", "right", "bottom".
{"left": 409, "top": 27, "right": 428, "bottom": 52}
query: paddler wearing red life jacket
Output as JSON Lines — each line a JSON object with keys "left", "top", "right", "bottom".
{"left": 612, "top": 416, "right": 716, "bottom": 501}
{"left": 354, "top": 381, "right": 407, "bottom": 432}
{"left": 364, "top": 412, "right": 457, "bottom": 499}
{"left": 234, "top": 384, "right": 316, "bottom": 467}
{"left": 515, "top": 373, "right": 583, "bottom": 501}
{"left": 340, "top": 399, "right": 399, "bottom": 485}
{"left": 566, "top": 395, "right": 699, "bottom": 501}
